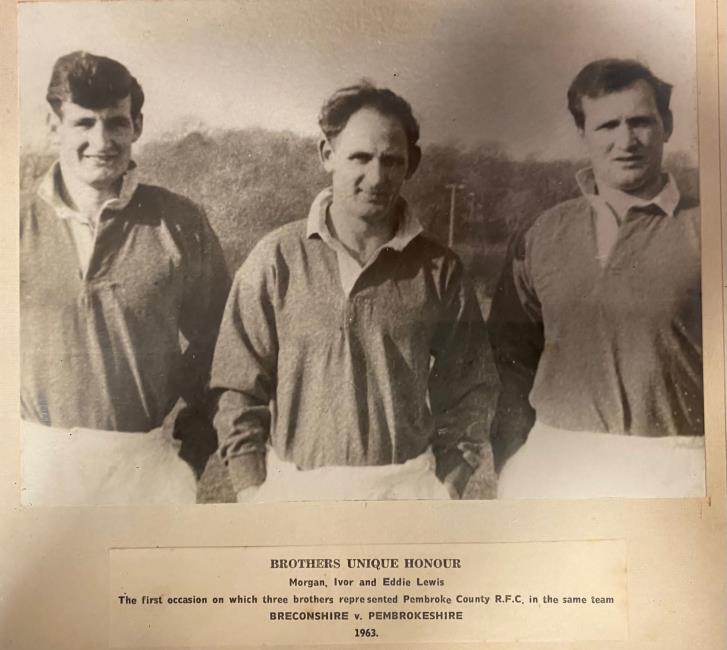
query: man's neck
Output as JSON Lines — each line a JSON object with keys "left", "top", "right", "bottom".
{"left": 596, "top": 173, "right": 667, "bottom": 220}
{"left": 58, "top": 164, "right": 121, "bottom": 221}
{"left": 598, "top": 172, "right": 666, "bottom": 202}
{"left": 328, "top": 202, "right": 397, "bottom": 265}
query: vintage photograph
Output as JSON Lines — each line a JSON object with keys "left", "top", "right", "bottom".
{"left": 18, "top": 0, "right": 704, "bottom": 505}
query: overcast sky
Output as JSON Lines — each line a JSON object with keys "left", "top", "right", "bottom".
{"left": 19, "top": 0, "right": 698, "bottom": 161}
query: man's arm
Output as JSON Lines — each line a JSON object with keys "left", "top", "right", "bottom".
{"left": 210, "top": 247, "right": 278, "bottom": 496}
{"left": 166, "top": 207, "right": 232, "bottom": 476}
{"left": 429, "top": 256, "right": 494, "bottom": 498}
{"left": 487, "top": 227, "right": 544, "bottom": 473}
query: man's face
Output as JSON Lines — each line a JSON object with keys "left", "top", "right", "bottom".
{"left": 51, "top": 95, "right": 142, "bottom": 191}
{"left": 321, "top": 107, "right": 414, "bottom": 224}
{"left": 580, "top": 79, "right": 671, "bottom": 197}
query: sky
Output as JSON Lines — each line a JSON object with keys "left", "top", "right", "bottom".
{"left": 19, "top": 0, "right": 698, "bottom": 161}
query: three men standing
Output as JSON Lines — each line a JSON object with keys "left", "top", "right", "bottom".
{"left": 21, "top": 53, "right": 703, "bottom": 504}
{"left": 20, "top": 52, "right": 230, "bottom": 504}
{"left": 211, "top": 83, "right": 491, "bottom": 502}
{"left": 489, "top": 59, "right": 704, "bottom": 498}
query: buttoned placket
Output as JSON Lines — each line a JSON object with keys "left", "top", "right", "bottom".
{"left": 47, "top": 197, "right": 133, "bottom": 319}
{"left": 576, "top": 168, "right": 679, "bottom": 274}
{"left": 40, "top": 162, "right": 139, "bottom": 282}
{"left": 61, "top": 208, "right": 117, "bottom": 315}
{"left": 332, "top": 242, "right": 395, "bottom": 334}
{"left": 597, "top": 205, "right": 664, "bottom": 277}
{"left": 81, "top": 208, "right": 116, "bottom": 282}
{"left": 69, "top": 212, "right": 99, "bottom": 280}
{"left": 59, "top": 204, "right": 121, "bottom": 285}
{"left": 306, "top": 189, "right": 422, "bottom": 339}
{"left": 590, "top": 199, "right": 621, "bottom": 268}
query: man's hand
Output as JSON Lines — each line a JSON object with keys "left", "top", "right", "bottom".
{"left": 236, "top": 485, "right": 261, "bottom": 503}
{"left": 442, "top": 464, "right": 474, "bottom": 499}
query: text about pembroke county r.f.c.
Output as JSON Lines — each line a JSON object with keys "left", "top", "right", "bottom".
{"left": 109, "top": 542, "right": 627, "bottom": 646}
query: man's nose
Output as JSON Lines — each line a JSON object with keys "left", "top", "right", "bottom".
{"left": 88, "top": 122, "right": 111, "bottom": 149}
{"left": 365, "top": 160, "right": 385, "bottom": 186}
{"left": 615, "top": 124, "right": 638, "bottom": 149}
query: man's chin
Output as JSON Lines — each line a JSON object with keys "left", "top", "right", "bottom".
{"left": 355, "top": 199, "right": 395, "bottom": 218}
{"left": 609, "top": 172, "right": 654, "bottom": 194}
{"left": 356, "top": 208, "right": 393, "bottom": 223}
{"left": 83, "top": 171, "right": 126, "bottom": 190}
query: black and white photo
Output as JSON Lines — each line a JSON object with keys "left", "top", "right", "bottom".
{"left": 18, "top": 0, "right": 705, "bottom": 504}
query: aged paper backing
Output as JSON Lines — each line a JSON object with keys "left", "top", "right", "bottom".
{"left": 1, "top": 0, "right": 726, "bottom": 648}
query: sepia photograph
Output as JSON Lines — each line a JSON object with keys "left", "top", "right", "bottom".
{"left": 3, "top": 1, "right": 726, "bottom": 649}
{"left": 17, "top": 0, "right": 706, "bottom": 506}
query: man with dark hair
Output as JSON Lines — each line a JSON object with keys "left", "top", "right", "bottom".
{"left": 211, "top": 81, "right": 491, "bottom": 502}
{"left": 488, "top": 58, "right": 704, "bottom": 498}
{"left": 567, "top": 59, "right": 674, "bottom": 133}
{"left": 20, "top": 51, "right": 230, "bottom": 505}
{"left": 46, "top": 50, "right": 145, "bottom": 120}
{"left": 317, "top": 81, "right": 421, "bottom": 162}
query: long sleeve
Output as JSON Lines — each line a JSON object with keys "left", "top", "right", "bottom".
{"left": 210, "top": 244, "right": 278, "bottom": 492}
{"left": 428, "top": 257, "right": 493, "bottom": 484}
{"left": 167, "top": 208, "right": 231, "bottom": 475}
{"left": 21, "top": 182, "right": 231, "bottom": 437}
{"left": 177, "top": 210, "right": 231, "bottom": 405}
{"left": 487, "top": 227, "right": 544, "bottom": 472}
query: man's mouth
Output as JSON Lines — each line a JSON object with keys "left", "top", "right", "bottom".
{"left": 360, "top": 191, "right": 389, "bottom": 203}
{"left": 613, "top": 155, "right": 645, "bottom": 165}
{"left": 83, "top": 153, "right": 118, "bottom": 163}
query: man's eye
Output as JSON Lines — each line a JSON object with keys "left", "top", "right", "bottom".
{"left": 596, "top": 121, "right": 620, "bottom": 131}
{"left": 629, "top": 117, "right": 654, "bottom": 128}
{"left": 74, "top": 120, "right": 95, "bottom": 128}
{"left": 382, "top": 156, "right": 405, "bottom": 167}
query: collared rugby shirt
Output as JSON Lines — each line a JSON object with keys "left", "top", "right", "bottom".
{"left": 488, "top": 169, "right": 703, "bottom": 469}
{"left": 20, "top": 163, "right": 230, "bottom": 432}
{"left": 211, "top": 189, "right": 492, "bottom": 492}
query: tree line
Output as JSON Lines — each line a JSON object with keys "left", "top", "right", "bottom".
{"left": 20, "top": 128, "right": 698, "bottom": 297}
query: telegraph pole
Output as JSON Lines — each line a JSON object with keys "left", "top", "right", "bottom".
{"left": 445, "top": 183, "right": 465, "bottom": 247}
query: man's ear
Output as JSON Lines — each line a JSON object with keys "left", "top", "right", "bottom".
{"left": 318, "top": 137, "right": 334, "bottom": 172}
{"left": 662, "top": 110, "right": 673, "bottom": 143}
{"left": 405, "top": 145, "right": 422, "bottom": 179}
{"left": 576, "top": 127, "right": 589, "bottom": 156}
{"left": 132, "top": 112, "right": 144, "bottom": 142}
{"left": 47, "top": 111, "right": 61, "bottom": 147}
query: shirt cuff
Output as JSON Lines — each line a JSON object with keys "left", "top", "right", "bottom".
{"left": 435, "top": 445, "right": 477, "bottom": 483}
{"left": 226, "top": 452, "right": 266, "bottom": 492}
{"left": 457, "top": 441, "right": 486, "bottom": 469}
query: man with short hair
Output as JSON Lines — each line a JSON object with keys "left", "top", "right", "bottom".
{"left": 20, "top": 51, "right": 230, "bottom": 505}
{"left": 488, "top": 59, "right": 704, "bottom": 498}
{"left": 211, "top": 82, "right": 490, "bottom": 502}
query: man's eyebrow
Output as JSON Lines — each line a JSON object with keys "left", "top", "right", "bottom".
{"left": 626, "top": 114, "right": 656, "bottom": 123}
{"left": 381, "top": 152, "right": 406, "bottom": 163}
